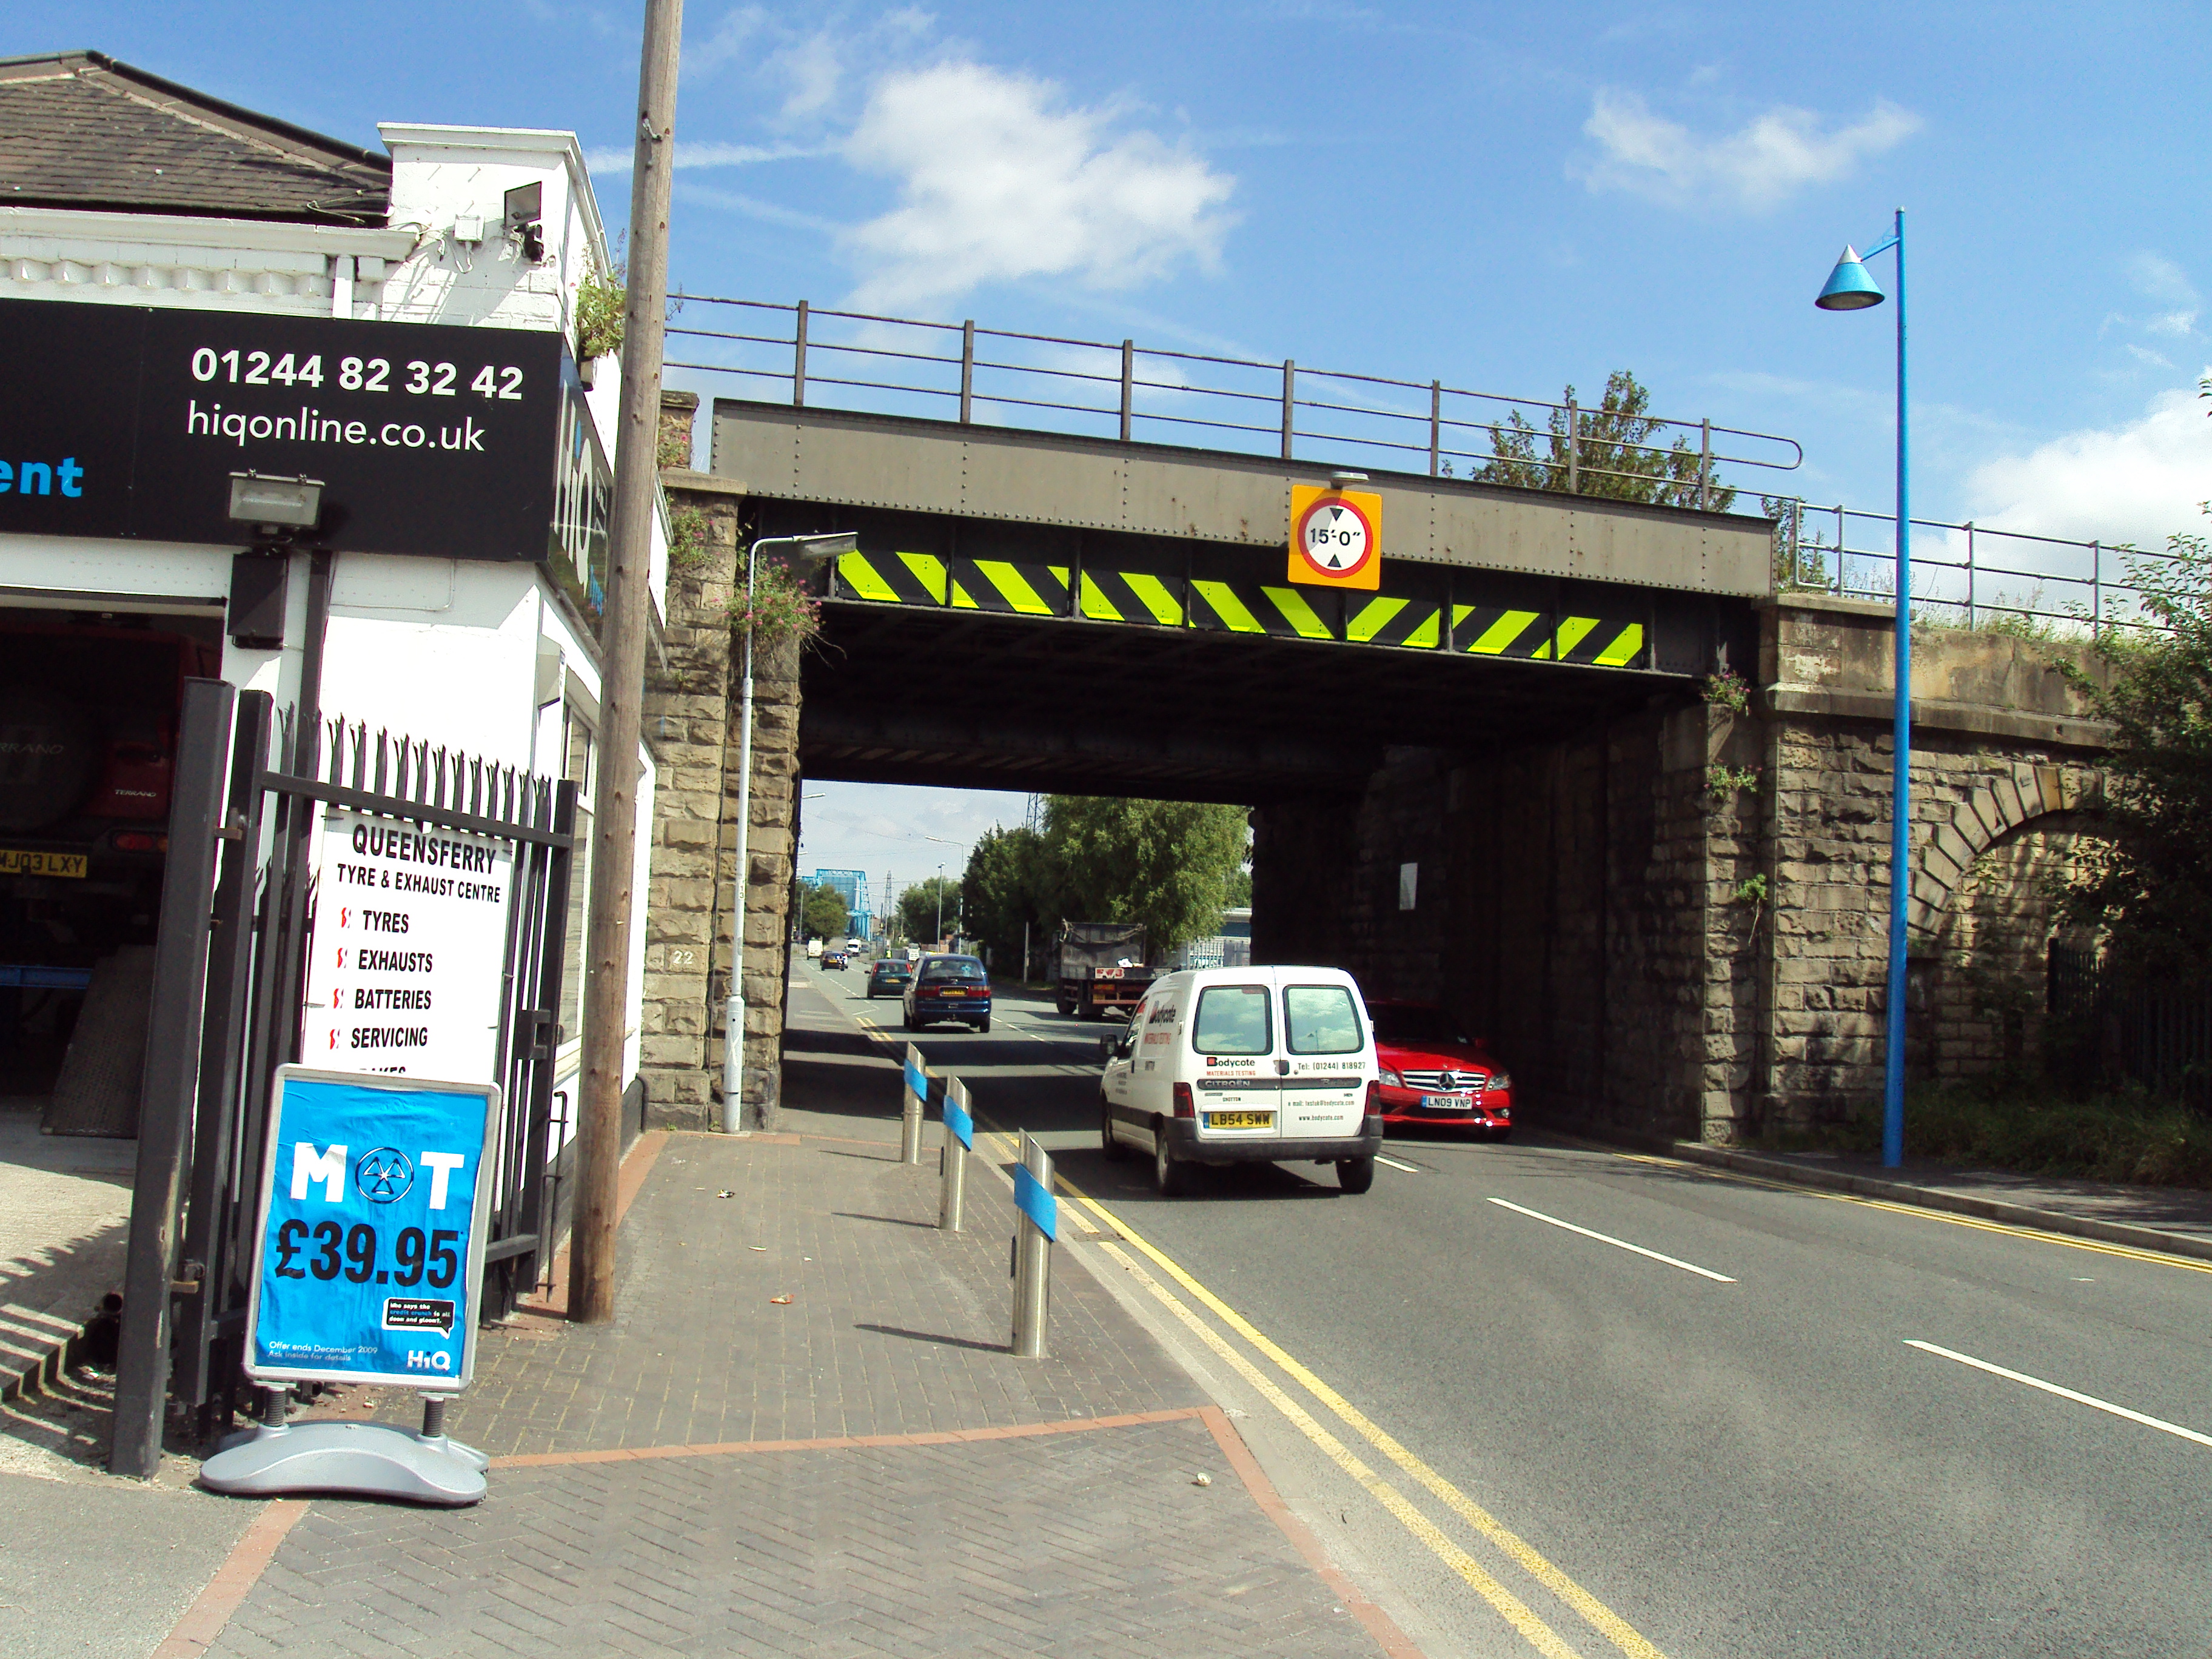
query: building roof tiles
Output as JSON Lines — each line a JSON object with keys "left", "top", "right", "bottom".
{"left": 0, "top": 50, "right": 390, "bottom": 225}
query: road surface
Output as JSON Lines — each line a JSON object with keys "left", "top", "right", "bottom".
{"left": 786, "top": 960, "right": 2212, "bottom": 1659}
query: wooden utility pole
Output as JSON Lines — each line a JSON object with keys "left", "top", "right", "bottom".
{"left": 571, "top": 0, "right": 682, "bottom": 1324}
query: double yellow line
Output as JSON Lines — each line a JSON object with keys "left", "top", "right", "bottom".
{"left": 1054, "top": 1169, "right": 1665, "bottom": 1659}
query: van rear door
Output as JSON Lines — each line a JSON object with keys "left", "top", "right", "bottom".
{"left": 1187, "top": 976, "right": 1280, "bottom": 1142}
{"left": 1277, "top": 976, "right": 1370, "bottom": 1139}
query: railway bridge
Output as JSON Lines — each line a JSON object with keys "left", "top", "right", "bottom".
{"left": 631, "top": 312, "right": 2112, "bottom": 1148}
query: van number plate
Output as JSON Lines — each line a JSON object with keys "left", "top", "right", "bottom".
{"left": 0, "top": 848, "right": 87, "bottom": 879}
{"left": 1205, "top": 1110, "right": 1274, "bottom": 1130}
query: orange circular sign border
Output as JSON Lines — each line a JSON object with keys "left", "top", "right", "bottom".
{"left": 1292, "top": 492, "right": 1378, "bottom": 581}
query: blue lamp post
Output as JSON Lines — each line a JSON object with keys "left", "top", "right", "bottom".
{"left": 1816, "top": 209, "right": 1909, "bottom": 1169}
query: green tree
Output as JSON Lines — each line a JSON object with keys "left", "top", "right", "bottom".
{"left": 1041, "top": 796, "right": 1247, "bottom": 957}
{"left": 961, "top": 826, "right": 1053, "bottom": 971}
{"left": 2063, "top": 514, "right": 2212, "bottom": 982}
{"left": 802, "top": 883, "right": 848, "bottom": 942}
{"left": 896, "top": 876, "right": 962, "bottom": 944}
{"left": 1475, "top": 369, "right": 1736, "bottom": 512}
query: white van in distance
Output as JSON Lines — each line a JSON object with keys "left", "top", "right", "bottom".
{"left": 1099, "top": 965, "right": 1381, "bottom": 1195}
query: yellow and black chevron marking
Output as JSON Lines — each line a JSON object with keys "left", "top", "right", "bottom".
{"left": 1078, "top": 567, "right": 1184, "bottom": 626}
{"left": 1453, "top": 606, "right": 1546, "bottom": 658}
{"left": 1344, "top": 595, "right": 1443, "bottom": 649}
{"left": 1550, "top": 617, "right": 1646, "bottom": 668}
{"left": 1188, "top": 579, "right": 1336, "bottom": 641}
{"left": 828, "top": 550, "right": 1652, "bottom": 673}
{"left": 949, "top": 557, "right": 1070, "bottom": 615}
{"left": 1451, "top": 605, "right": 1645, "bottom": 668}
{"left": 835, "top": 550, "right": 948, "bottom": 606}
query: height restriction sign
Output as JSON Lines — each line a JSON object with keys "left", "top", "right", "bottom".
{"left": 1289, "top": 484, "right": 1382, "bottom": 589}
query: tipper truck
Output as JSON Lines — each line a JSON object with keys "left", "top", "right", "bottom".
{"left": 1055, "top": 922, "right": 1154, "bottom": 1021}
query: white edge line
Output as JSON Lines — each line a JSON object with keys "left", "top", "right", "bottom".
{"left": 1905, "top": 1341, "right": 2212, "bottom": 1449}
{"left": 1374, "top": 1155, "right": 1421, "bottom": 1173}
{"left": 1486, "top": 1196, "right": 1737, "bottom": 1282}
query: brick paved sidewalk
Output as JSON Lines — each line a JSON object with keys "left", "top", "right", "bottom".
{"left": 173, "top": 1130, "right": 1406, "bottom": 1658}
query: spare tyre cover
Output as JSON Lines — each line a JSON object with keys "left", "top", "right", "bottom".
{"left": 0, "top": 688, "right": 102, "bottom": 832}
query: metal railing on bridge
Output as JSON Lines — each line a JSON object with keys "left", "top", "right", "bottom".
{"left": 1770, "top": 500, "right": 2187, "bottom": 639}
{"left": 665, "top": 295, "right": 1804, "bottom": 504}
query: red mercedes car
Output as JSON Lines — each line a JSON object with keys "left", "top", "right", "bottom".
{"left": 1368, "top": 1000, "right": 1513, "bottom": 1137}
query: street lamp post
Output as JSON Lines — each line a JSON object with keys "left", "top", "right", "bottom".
{"left": 923, "top": 834, "right": 968, "bottom": 950}
{"left": 723, "top": 535, "right": 854, "bottom": 1133}
{"left": 1815, "top": 209, "right": 1910, "bottom": 1170}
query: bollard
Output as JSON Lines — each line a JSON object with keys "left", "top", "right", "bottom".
{"left": 900, "top": 1044, "right": 927, "bottom": 1164}
{"left": 939, "top": 1077, "right": 972, "bottom": 1231}
{"left": 1010, "top": 1131, "right": 1056, "bottom": 1358}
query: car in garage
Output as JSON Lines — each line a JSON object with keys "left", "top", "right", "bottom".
{"left": 903, "top": 954, "right": 991, "bottom": 1031}
{"left": 866, "top": 956, "right": 914, "bottom": 999}
{"left": 1099, "top": 966, "right": 1382, "bottom": 1195}
{"left": 1367, "top": 999, "right": 1512, "bottom": 1137}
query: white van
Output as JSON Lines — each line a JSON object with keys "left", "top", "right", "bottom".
{"left": 1098, "top": 965, "right": 1381, "bottom": 1196}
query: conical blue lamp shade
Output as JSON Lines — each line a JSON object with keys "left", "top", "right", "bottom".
{"left": 1816, "top": 246, "right": 1885, "bottom": 310}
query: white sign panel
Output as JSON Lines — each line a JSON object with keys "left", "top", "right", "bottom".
{"left": 304, "top": 808, "right": 514, "bottom": 1085}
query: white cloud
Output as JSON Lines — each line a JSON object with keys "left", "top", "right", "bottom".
{"left": 1575, "top": 89, "right": 1921, "bottom": 210}
{"left": 682, "top": 5, "right": 934, "bottom": 122}
{"left": 840, "top": 61, "right": 1235, "bottom": 310}
{"left": 584, "top": 139, "right": 820, "bottom": 173}
{"left": 1966, "top": 378, "right": 2212, "bottom": 548}
{"left": 686, "top": 5, "right": 767, "bottom": 73}
{"left": 2130, "top": 251, "right": 2197, "bottom": 307}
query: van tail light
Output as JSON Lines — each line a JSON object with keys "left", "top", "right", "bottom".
{"left": 1173, "top": 1083, "right": 1195, "bottom": 1119}
{"left": 1366, "top": 1081, "right": 1381, "bottom": 1110}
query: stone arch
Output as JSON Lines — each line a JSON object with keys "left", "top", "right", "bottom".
{"left": 1906, "top": 762, "right": 2103, "bottom": 944}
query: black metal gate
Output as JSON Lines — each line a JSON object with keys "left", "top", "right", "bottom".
{"left": 116, "top": 681, "right": 575, "bottom": 1466}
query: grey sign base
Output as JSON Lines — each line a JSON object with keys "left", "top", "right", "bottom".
{"left": 199, "top": 1421, "right": 488, "bottom": 1506}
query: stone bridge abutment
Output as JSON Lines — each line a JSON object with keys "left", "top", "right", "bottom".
{"left": 1253, "top": 594, "right": 2115, "bottom": 1146}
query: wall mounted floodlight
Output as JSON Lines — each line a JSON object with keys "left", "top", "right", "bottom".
{"left": 1815, "top": 246, "right": 1886, "bottom": 311}
{"left": 227, "top": 472, "right": 324, "bottom": 535}
{"left": 504, "top": 181, "right": 546, "bottom": 263}
{"left": 1328, "top": 470, "right": 1369, "bottom": 487}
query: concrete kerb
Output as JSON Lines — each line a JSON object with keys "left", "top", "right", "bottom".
{"left": 1668, "top": 1140, "right": 2212, "bottom": 1265}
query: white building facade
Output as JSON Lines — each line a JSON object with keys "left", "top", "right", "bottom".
{"left": 0, "top": 53, "right": 660, "bottom": 1142}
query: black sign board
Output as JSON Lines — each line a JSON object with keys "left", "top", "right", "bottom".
{"left": 0, "top": 298, "right": 566, "bottom": 560}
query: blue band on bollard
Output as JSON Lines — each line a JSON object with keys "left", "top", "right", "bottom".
{"left": 1013, "top": 1162, "right": 1057, "bottom": 1241}
{"left": 904, "top": 1054, "right": 928, "bottom": 1102}
{"left": 943, "top": 1096, "right": 973, "bottom": 1149}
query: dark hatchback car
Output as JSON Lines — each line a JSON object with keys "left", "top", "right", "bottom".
{"left": 866, "top": 957, "right": 915, "bottom": 999}
{"left": 903, "top": 954, "right": 992, "bottom": 1033}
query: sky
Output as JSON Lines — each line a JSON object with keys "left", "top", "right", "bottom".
{"left": 27, "top": 1, "right": 2212, "bottom": 901}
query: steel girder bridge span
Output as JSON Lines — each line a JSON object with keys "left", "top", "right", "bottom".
{"left": 712, "top": 400, "right": 1775, "bottom": 805}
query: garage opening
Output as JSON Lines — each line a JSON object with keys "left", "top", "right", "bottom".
{"left": 0, "top": 603, "right": 224, "bottom": 1134}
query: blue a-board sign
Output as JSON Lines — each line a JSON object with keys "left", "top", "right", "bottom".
{"left": 243, "top": 1066, "right": 500, "bottom": 1391}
